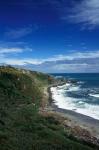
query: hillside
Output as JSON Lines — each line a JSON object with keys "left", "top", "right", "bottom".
{"left": 0, "top": 66, "right": 97, "bottom": 150}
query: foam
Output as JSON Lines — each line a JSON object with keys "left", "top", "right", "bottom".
{"left": 89, "top": 94, "right": 99, "bottom": 98}
{"left": 78, "top": 101, "right": 85, "bottom": 104}
{"left": 67, "top": 85, "right": 80, "bottom": 92}
{"left": 58, "top": 83, "right": 80, "bottom": 92}
{"left": 51, "top": 85, "right": 99, "bottom": 120}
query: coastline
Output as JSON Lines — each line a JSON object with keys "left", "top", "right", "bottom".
{"left": 46, "top": 84, "right": 99, "bottom": 145}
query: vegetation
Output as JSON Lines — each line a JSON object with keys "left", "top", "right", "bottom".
{"left": 0, "top": 66, "right": 97, "bottom": 150}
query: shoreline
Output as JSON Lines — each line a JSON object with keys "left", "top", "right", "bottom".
{"left": 47, "top": 84, "right": 99, "bottom": 142}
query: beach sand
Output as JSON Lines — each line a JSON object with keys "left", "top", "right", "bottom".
{"left": 45, "top": 86, "right": 99, "bottom": 145}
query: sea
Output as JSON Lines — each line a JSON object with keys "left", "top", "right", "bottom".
{"left": 51, "top": 73, "right": 99, "bottom": 120}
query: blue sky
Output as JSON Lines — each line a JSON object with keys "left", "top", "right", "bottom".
{"left": 0, "top": 0, "right": 99, "bottom": 72}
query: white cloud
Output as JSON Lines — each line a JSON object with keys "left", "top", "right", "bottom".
{"left": 50, "top": 63, "right": 99, "bottom": 73}
{"left": 5, "top": 25, "right": 38, "bottom": 39}
{"left": 67, "top": 0, "right": 99, "bottom": 28}
{"left": 1, "top": 49, "right": 99, "bottom": 72}
{"left": 0, "top": 47, "right": 33, "bottom": 55}
{"left": 52, "top": 63, "right": 88, "bottom": 72}
{"left": 0, "top": 48, "right": 23, "bottom": 54}
{"left": 1, "top": 50, "right": 99, "bottom": 65}
{"left": 1, "top": 58, "right": 43, "bottom": 66}
{"left": 4, "top": 59, "right": 26, "bottom": 66}
{"left": 44, "top": 51, "right": 99, "bottom": 61}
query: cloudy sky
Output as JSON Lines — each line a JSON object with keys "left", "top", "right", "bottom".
{"left": 0, "top": 0, "right": 99, "bottom": 72}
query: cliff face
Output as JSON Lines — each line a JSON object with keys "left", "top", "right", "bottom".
{"left": 0, "top": 66, "right": 96, "bottom": 150}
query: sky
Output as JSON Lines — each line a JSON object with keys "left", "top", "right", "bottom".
{"left": 0, "top": 0, "right": 99, "bottom": 73}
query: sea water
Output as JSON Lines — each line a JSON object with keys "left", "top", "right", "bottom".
{"left": 51, "top": 73, "right": 99, "bottom": 120}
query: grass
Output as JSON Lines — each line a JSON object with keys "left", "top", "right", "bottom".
{"left": 0, "top": 66, "right": 97, "bottom": 150}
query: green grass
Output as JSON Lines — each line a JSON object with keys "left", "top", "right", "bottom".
{"left": 0, "top": 66, "right": 97, "bottom": 150}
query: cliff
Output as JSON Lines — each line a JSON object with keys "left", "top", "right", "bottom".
{"left": 0, "top": 66, "right": 97, "bottom": 150}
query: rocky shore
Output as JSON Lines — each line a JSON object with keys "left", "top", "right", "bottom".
{"left": 41, "top": 83, "right": 99, "bottom": 148}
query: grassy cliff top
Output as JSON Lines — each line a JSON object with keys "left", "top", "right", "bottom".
{"left": 0, "top": 66, "right": 96, "bottom": 150}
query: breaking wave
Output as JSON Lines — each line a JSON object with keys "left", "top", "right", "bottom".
{"left": 51, "top": 83, "right": 99, "bottom": 120}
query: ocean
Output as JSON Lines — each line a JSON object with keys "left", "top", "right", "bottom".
{"left": 51, "top": 73, "right": 99, "bottom": 120}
